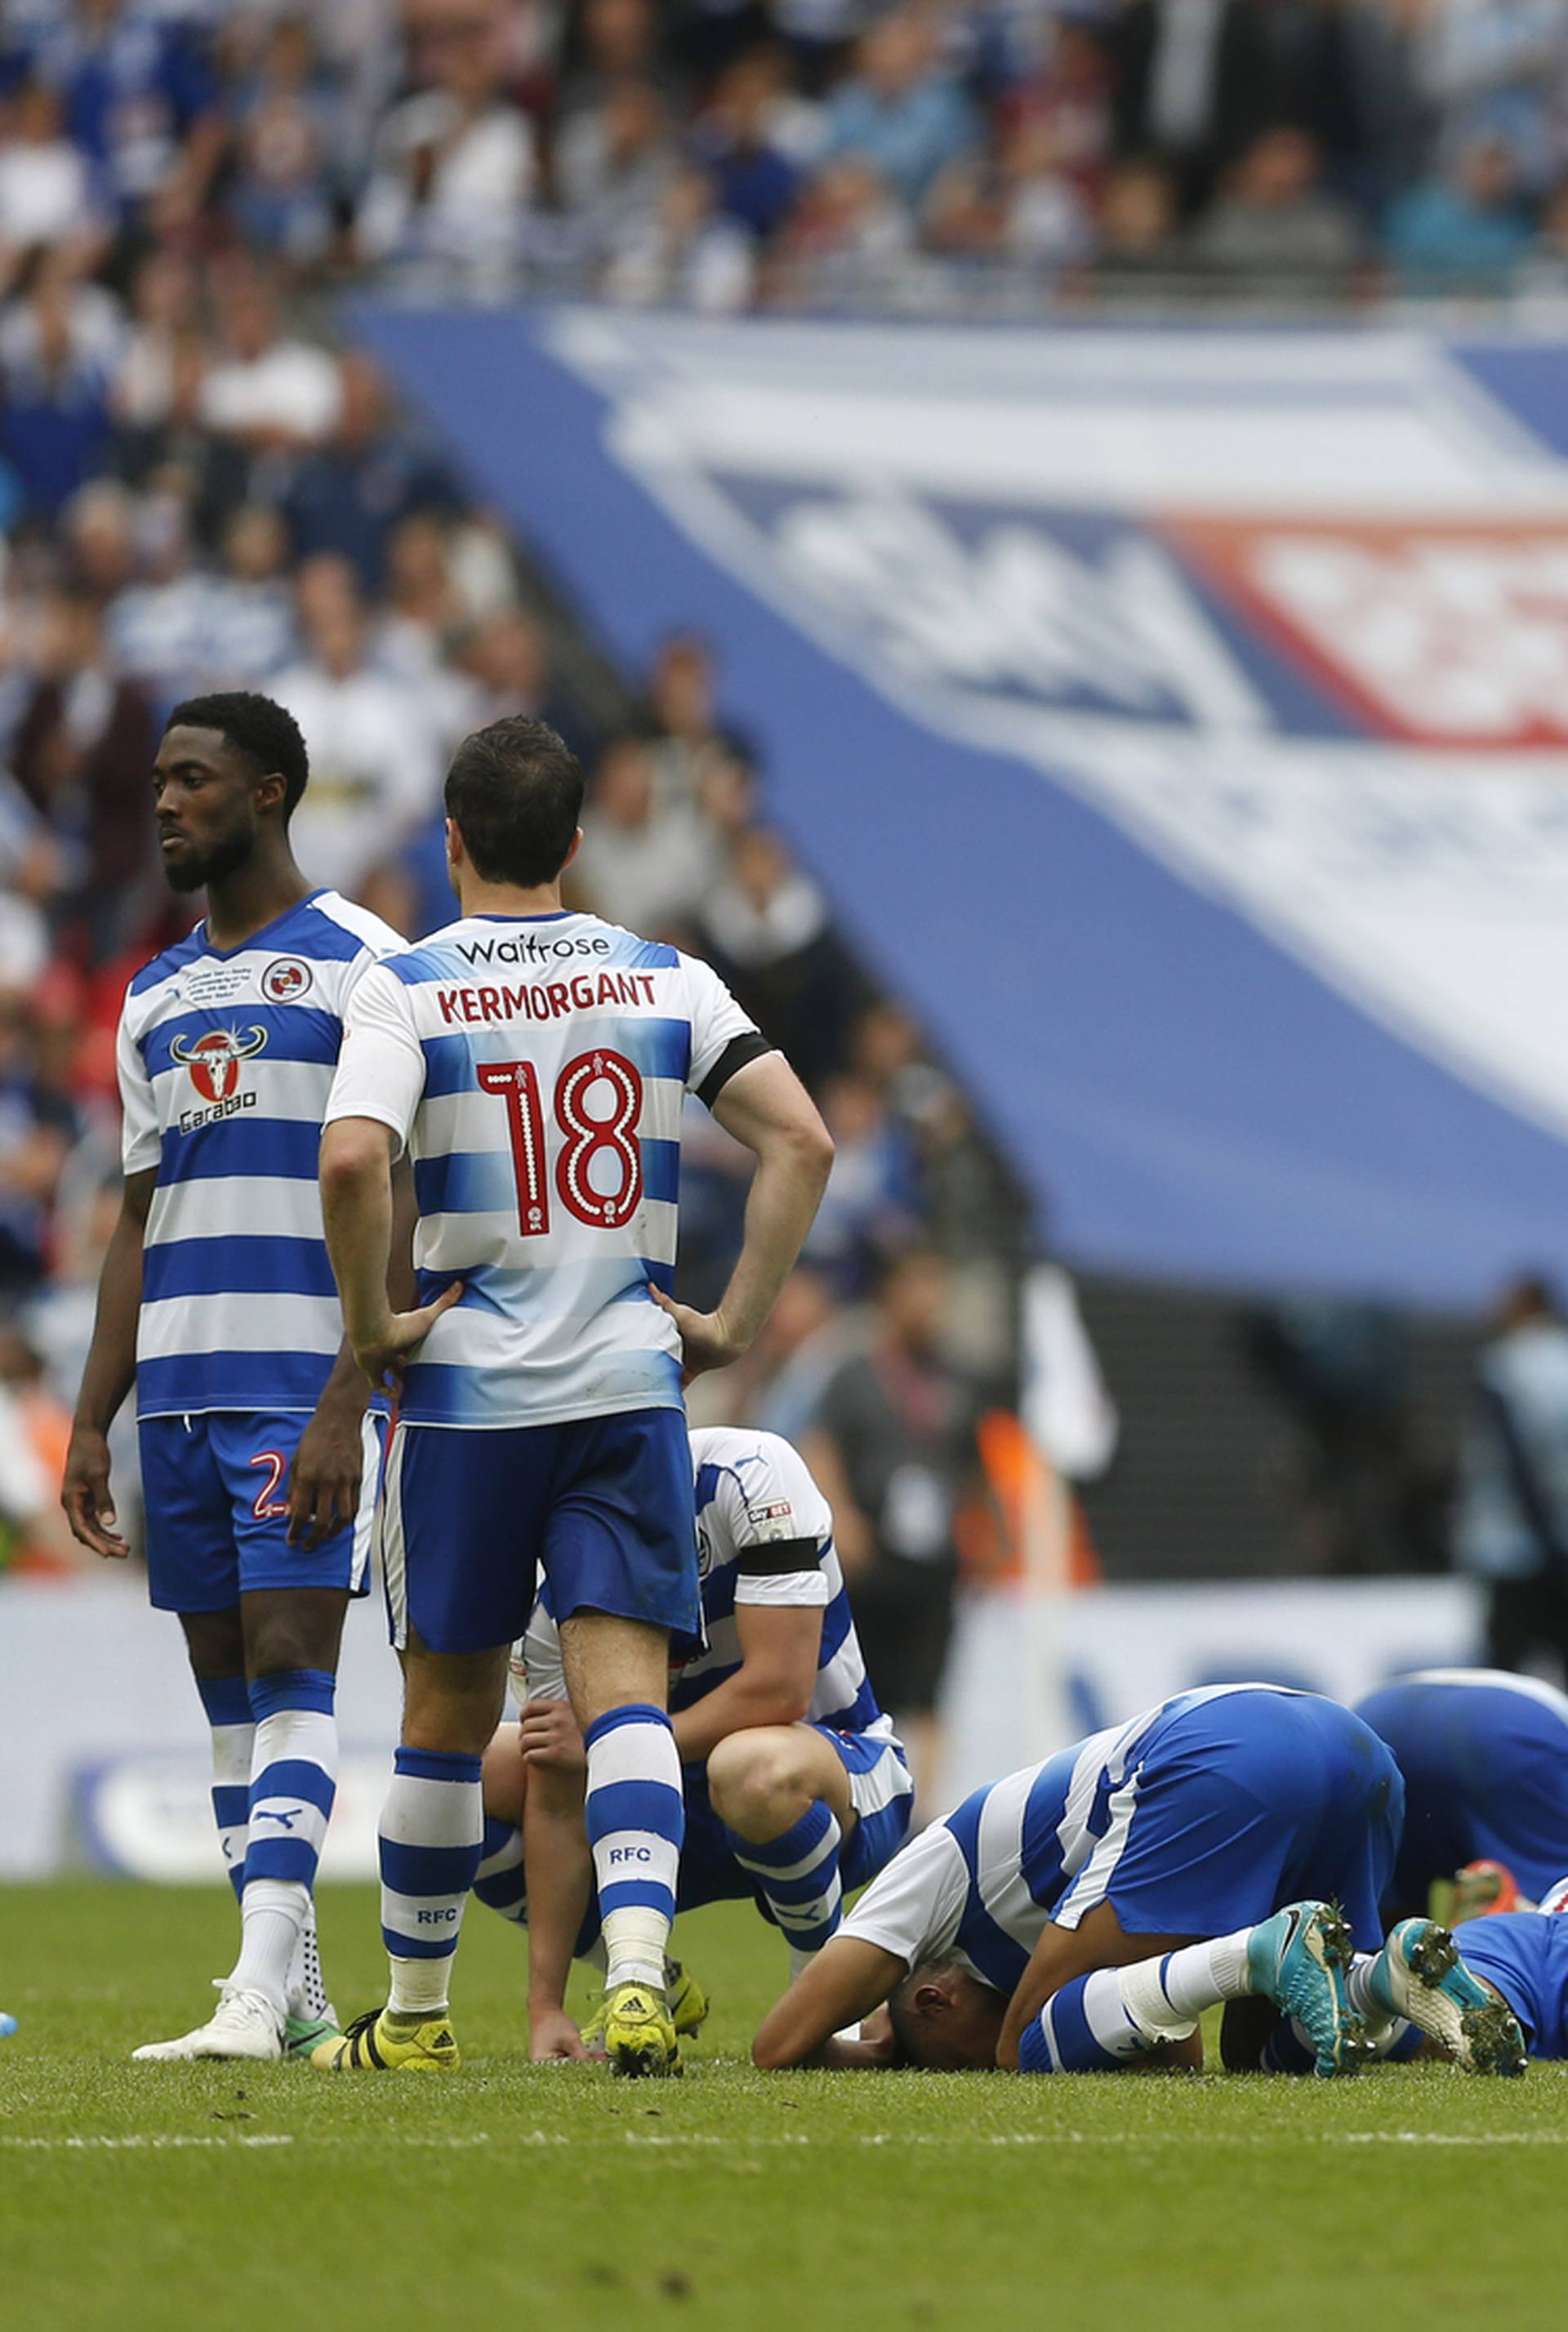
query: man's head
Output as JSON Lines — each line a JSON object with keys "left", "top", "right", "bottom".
{"left": 874, "top": 1246, "right": 951, "bottom": 1360}
{"left": 886, "top": 1957, "right": 1005, "bottom": 2071}
{"left": 1495, "top": 1273, "right": 1561, "bottom": 1336}
{"left": 154, "top": 692, "right": 310, "bottom": 894}
{"left": 223, "top": 504, "right": 290, "bottom": 585}
{"left": 444, "top": 716, "right": 584, "bottom": 898}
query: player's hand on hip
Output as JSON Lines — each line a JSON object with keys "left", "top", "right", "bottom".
{"left": 351, "top": 1281, "right": 465, "bottom": 1391}
{"left": 529, "top": 2004, "right": 591, "bottom": 2062}
{"left": 287, "top": 1396, "right": 364, "bottom": 1549}
{"left": 520, "top": 1696, "right": 586, "bottom": 1773}
{"left": 60, "top": 1425, "right": 129, "bottom": 1559}
{"left": 649, "top": 1285, "right": 745, "bottom": 1381}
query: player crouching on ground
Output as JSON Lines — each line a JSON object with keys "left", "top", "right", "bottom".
{"left": 474, "top": 1425, "right": 915, "bottom": 2061}
{"left": 753, "top": 1684, "right": 1405, "bottom": 2078}
{"left": 1352, "top": 1669, "right": 1568, "bottom": 1924}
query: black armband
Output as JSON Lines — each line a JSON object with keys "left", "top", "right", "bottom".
{"left": 737, "top": 1537, "right": 822, "bottom": 1578}
{"left": 697, "top": 1032, "right": 776, "bottom": 1110}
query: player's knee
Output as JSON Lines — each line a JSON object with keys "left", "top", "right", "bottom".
{"left": 244, "top": 1621, "right": 318, "bottom": 1680}
{"left": 182, "top": 1607, "right": 245, "bottom": 1679}
{"left": 243, "top": 1595, "right": 343, "bottom": 1681}
{"left": 709, "top": 1728, "right": 808, "bottom": 1836}
{"left": 480, "top": 1726, "right": 527, "bottom": 1826}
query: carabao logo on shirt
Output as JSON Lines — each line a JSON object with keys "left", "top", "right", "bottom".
{"left": 169, "top": 1026, "right": 269, "bottom": 1134}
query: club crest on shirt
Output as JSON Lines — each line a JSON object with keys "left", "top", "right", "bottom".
{"left": 261, "top": 956, "right": 313, "bottom": 1004}
{"left": 170, "top": 1026, "right": 268, "bottom": 1131}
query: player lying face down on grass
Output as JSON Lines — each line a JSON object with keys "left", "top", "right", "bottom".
{"left": 473, "top": 1425, "right": 915, "bottom": 2062}
{"left": 752, "top": 1684, "right": 1404, "bottom": 2076}
{"left": 314, "top": 716, "right": 833, "bottom": 2079}
{"left": 1352, "top": 1670, "right": 1568, "bottom": 1924}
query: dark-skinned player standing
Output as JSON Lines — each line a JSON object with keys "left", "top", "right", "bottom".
{"left": 61, "top": 691, "right": 439, "bottom": 2062}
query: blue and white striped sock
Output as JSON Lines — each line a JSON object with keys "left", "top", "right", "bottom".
{"left": 1019, "top": 1969, "right": 1162, "bottom": 2074}
{"left": 583, "top": 1704, "right": 683, "bottom": 1992}
{"left": 724, "top": 1801, "right": 844, "bottom": 1961}
{"left": 379, "top": 1746, "right": 483, "bottom": 2016}
{"left": 229, "top": 1670, "right": 339, "bottom": 2011}
{"left": 196, "top": 1674, "right": 253, "bottom": 1908}
{"left": 473, "top": 1816, "right": 529, "bottom": 1925}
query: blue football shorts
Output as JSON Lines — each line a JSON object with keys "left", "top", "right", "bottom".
{"left": 138, "top": 1409, "right": 381, "bottom": 1613}
{"left": 378, "top": 1406, "right": 702, "bottom": 1656}
{"left": 1356, "top": 1678, "right": 1568, "bottom": 1908}
{"left": 1053, "top": 1688, "right": 1405, "bottom": 1953}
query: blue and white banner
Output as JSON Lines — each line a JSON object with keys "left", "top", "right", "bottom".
{"left": 356, "top": 306, "right": 1568, "bottom": 1304}
{"left": 0, "top": 1576, "right": 1483, "bottom": 1876}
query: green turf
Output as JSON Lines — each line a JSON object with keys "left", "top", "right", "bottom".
{"left": 2, "top": 1882, "right": 1566, "bottom": 2332}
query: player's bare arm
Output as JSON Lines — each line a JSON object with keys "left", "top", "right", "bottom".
{"left": 61, "top": 1166, "right": 157, "bottom": 1559}
{"left": 318, "top": 1117, "right": 462, "bottom": 1388}
{"left": 752, "top": 1935, "right": 907, "bottom": 2068}
{"left": 289, "top": 1160, "right": 420, "bottom": 1549}
{"left": 670, "top": 1597, "right": 822, "bottom": 1766}
{"left": 514, "top": 1697, "right": 596, "bottom": 2061}
{"left": 653, "top": 1052, "right": 832, "bottom": 1379}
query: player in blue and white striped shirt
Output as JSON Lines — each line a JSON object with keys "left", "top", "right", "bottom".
{"left": 61, "top": 692, "right": 409, "bottom": 2066}
{"left": 314, "top": 717, "right": 831, "bottom": 2078}
{"left": 755, "top": 1683, "right": 1405, "bottom": 2077}
{"left": 475, "top": 1426, "right": 914, "bottom": 2059}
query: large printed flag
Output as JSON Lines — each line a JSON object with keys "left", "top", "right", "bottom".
{"left": 354, "top": 308, "right": 1568, "bottom": 1307}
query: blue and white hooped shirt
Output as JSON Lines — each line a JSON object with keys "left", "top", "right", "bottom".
{"left": 118, "top": 888, "right": 402, "bottom": 1420}
{"left": 324, "top": 911, "right": 768, "bottom": 1430}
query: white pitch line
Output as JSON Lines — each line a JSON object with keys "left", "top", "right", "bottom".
{"left": 3, "top": 2129, "right": 1566, "bottom": 2154}
{"left": 0, "top": 2134, "right": 295, "bottom": 2151}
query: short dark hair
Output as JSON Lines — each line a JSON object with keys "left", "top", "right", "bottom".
{"left": 444, "top": 716, "right": 583, "bottom": 888}
{"left": 166, "top": 691, "right": 310, "bottom": 820}
{"left": 885, "top": 1954, "right": 963, "bottom": 2065}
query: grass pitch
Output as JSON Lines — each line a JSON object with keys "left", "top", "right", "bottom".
{"left": 2, "top": 1883, "right": 1567, "bottom": 2332}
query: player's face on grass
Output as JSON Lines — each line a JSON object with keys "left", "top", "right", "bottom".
{"left": 153, "top": 725, "right": 270, "bottom": 893}
{"left": 895, "top": 1968, "right": 1008, "bottom": 2071}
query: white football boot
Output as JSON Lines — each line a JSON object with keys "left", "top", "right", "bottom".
{"left": 132, "top": 1982, "right": 284, "bottom": 2062}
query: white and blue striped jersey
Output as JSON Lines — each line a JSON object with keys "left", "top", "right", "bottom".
{"left": 841, "top": 1683, "right": 1291, "bottom": 1993}
{"left": 118, "top": 888, "right": 402, "bottom": 1419}
{"left": 324, "top": 912, "right": 766, "bottom": 1429}
{"left": 519, "top": 1427, "right": 896, "bottom": 1745}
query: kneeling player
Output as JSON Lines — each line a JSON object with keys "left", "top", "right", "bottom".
{"left": 472, "top": 1425, "right": 915, "bottom": 2060}
{"left": 1353, "top": 1669, "right": 1568, "bottom": 1920}
{"left": 753, "top": 1683, "right": 1402, "bottom": 2076}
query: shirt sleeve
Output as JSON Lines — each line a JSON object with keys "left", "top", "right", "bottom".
{"left": 324, "top": 962, "right": 425, "bottom": 1154}
{"left": 839, "top": 1821, "right": 969, "bottom": 1973}
{"left": 680, "top": 951, "right": 772, "bottom": 1104}
{"left": 337, "top": 929, "right": 401, "bottom": 1014}
{"left": 116, "top": 1010, "right": 160, "bottom": 1176}
{"left": 729, "top": 1437, "right": 835, "bottom": 1611}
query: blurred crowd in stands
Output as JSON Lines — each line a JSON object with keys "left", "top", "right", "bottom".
{"left": 0, "top": 0, "right": 1562, "bottom": 320}
{"left": 0, "top": 2, "right": 1056, "bottom": 1772}
{"left": 3, "top": 0, "right": 1567, "bottom": 1742}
